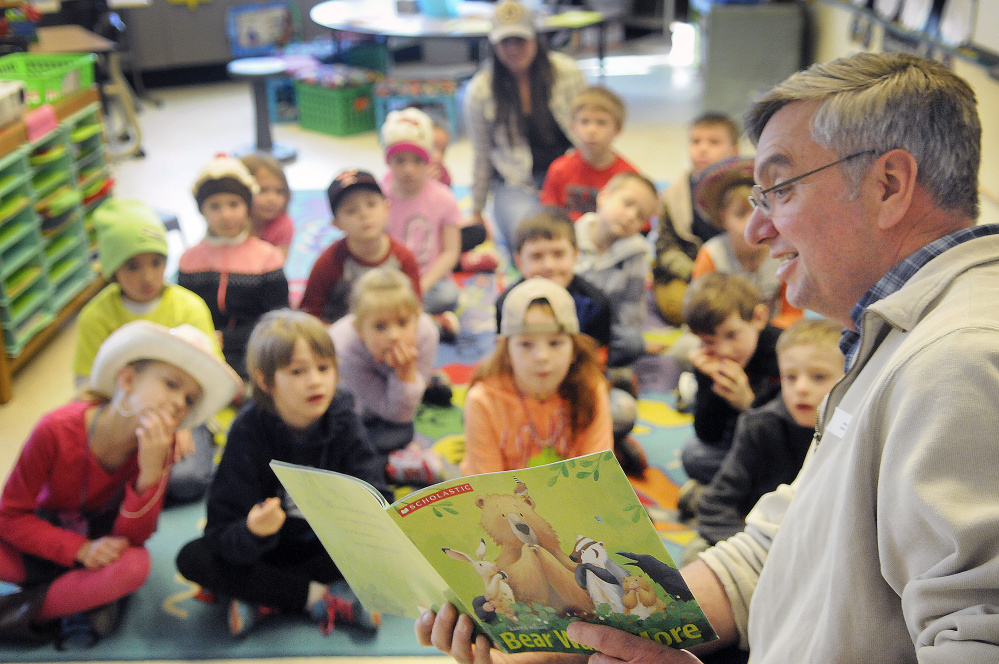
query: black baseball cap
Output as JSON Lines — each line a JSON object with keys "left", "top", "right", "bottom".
{"left": 327, "top": 169, "right": 383, "bottom": 216}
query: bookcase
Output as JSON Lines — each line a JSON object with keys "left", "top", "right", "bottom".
{"left": 0, "top": 88, "right": 108, "bottom": 403}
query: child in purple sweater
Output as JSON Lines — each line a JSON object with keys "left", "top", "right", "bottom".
{"left": 328, "top": 267, "right": 447, "bottom": 484}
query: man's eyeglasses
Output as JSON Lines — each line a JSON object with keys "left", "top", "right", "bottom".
{"left": 748, "top": 149, "right": 876, "bottom": 215}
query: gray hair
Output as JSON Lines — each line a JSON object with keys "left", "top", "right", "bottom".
{"left": 745, "top": 52, "right": 980, "bottom": 219}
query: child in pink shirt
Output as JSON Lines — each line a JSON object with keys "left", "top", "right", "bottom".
{"left": 380, "top": 108, "right": 463, "bottom": 339}
{"left": 241, "top": 154, "right": 294, "bottom": 260}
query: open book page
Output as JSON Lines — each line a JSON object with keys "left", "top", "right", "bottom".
{"left": 270, "top": 461, "right": 453, "bottom": 619}
{"left": 384, "top": 451, "right": 716, "bottom": 653}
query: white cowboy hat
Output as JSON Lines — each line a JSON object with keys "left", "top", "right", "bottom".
{"left": 90, "top": 320, "right": 242, "bottom": 429}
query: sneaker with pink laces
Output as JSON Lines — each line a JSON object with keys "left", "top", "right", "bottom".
{"left": 310, "top": 590, "right": 380, "bottom": 634}
{"left": 386, "top": 446, "right": 448, "bottom": 485}
{"left": 228, "top": 599, "right": 278, "bottom": 637}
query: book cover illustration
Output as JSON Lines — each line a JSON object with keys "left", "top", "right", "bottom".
{"left": 271, "top": 451, "right": 717, "bottom": 654}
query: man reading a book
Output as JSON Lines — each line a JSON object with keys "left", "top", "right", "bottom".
{"left": 416, "top": 52, "right": 999, "bottom": 663}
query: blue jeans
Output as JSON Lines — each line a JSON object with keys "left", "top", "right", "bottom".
{"left": 491, "top": 180, "right": 542, "bottom": 249}
{"left": 166, "top": 424, "right": 214, "bottom": 504}
{"left": 681, "top": 434, "right": 730, "bottom": 485}
{"left": 423, "top": 276, "right": 460, "bottom": 315}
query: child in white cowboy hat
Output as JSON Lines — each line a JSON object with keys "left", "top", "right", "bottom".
{"left": 0, "top": 321, "right": 240, "bottom": 645}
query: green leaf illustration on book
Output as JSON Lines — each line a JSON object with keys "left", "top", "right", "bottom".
{"left": 271, "top": 452, "right": 717, "bottom": 654}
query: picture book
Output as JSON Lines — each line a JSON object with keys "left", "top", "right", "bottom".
{"left": 270, "top": 451, "right": 717, "bottom": 654}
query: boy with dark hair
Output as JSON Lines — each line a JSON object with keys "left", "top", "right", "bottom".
{"left": 540, "top": 86, "right": 638, "bottom": 222}
{"left": 299, "top": 169, "right": 422, "bottom": 324}
{"left": 678, "top": 273, "right": 781, "bottom": 500}
{"left": 495, "top": 209, "right": 611, "bottom": 352}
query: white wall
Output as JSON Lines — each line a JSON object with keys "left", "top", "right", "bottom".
{"left": 808, "top": 1, "right": 999, "bottom": 225}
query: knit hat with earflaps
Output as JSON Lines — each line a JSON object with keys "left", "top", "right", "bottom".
{"left": 192, "top": 154, "right": 259, "bottom": 211}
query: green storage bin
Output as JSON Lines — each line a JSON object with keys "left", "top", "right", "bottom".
{"left": 0, "top": 53, "right": 96, "bottom": 108}
{"left": 295, "top": 81, "right": 375, "bottom": 137}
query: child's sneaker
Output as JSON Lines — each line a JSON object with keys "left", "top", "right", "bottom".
{"left": 228, "top": 599, "right": 277, "bottom": 637}
{"left": 422, "top": 371, "right": 453, "bottom": 407}
{"left": 677, "top": 478, "right": 705, "bottom": 522}
{"left": 459, "top": 243, "right": 500, "bottom": 273}
{"left": 676, "top": 371, "right": 698, "bottom": 413}
{"left": 386, "top": 446, "right": 446, "bottom": 485}
{"left": 311, "top": 590, "right": 380, "bottom": 635}
{"left": 614, "top": 435, "right": 648, "bottom": 478}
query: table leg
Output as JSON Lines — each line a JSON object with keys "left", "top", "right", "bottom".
{"left": 598, "top": 20, "right": 606, "bottom": 79}
{"left": 251, "top": 77, "right": 273, "bottom": 152}
{"left": 104, "top": 51, "right": 145, "bottom": 159}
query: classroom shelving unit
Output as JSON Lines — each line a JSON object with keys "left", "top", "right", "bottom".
{"left": 0, "top": 88, "right": 108, "bottom": 403}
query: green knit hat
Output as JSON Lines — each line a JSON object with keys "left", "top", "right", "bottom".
{"left": 94, "top": 199, "right": 168, "bottom": 279}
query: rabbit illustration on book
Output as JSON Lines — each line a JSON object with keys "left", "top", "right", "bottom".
{"left": 443, "top": 539, "right": 518, "bottom": 622}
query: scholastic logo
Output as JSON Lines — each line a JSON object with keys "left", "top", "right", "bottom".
{"left": 396, "top": 484, "right": 473, "bottom": 516}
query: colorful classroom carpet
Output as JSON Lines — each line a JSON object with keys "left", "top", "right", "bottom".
{"left": 0, "top": 190, "right": 696, "bottom": 662}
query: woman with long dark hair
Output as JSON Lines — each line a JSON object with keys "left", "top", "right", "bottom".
{"left": 464, "top": 0, "right": 586, "bottom": 246}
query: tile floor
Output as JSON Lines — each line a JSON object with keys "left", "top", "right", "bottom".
{"left": 0, "top": 27, "right": 708, "bottom": 664}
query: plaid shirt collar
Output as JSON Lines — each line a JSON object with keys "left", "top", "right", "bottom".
{"left": 840, "top": 224, "right": 999, "bottom": 371}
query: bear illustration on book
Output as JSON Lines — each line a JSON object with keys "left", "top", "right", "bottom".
{"left": 444, "top": 477, "right": 688, "bottom": 624}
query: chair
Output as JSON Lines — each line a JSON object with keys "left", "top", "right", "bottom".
{"left": 225, "top": 1, "right": 302, "bottom": 162}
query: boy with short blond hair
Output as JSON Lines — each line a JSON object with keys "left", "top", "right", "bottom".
{"left": 679, "top": 273, "right": 782, "bottom": 489}
{"left": 575, "top": 172, "right": 661, "bottom": 367}
{"left": 691, "top": 318, "right": 844, "bottom": 548}
{"left": 495, "top": 209, "right": 612, "bottom": 350}
{"left": 540, "top": 86, "right": 638, "bottom": 221}
{"left": 299, "top": 169, "right": 422, "bottom": 324}
{"left": 653, "top": 112, "right": 741, "bottom": 325}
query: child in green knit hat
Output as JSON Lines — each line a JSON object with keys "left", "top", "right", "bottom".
{"left": 73, "top": 198, "right": 224, "bottom": 504}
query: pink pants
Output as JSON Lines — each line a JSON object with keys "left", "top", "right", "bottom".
{"left": 0, "top": 539, "right": 150, "bottom": 620}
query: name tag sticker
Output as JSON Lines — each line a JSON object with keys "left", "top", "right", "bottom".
{"left": 826, "top": 407, "right": 852, "bottom": 438}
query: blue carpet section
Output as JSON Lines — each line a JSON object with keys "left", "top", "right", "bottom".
{"left": 2, "top": 501, "right": 437, "bottom": 661}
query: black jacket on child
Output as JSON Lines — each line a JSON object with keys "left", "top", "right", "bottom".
{"left": 692, "top": 324, "right": 782, "bottom": 450}
{"left": 695, "top": 395, "right": 815, "bottom": 545}
{"left": 202, "top": 390, "right": 392, "bottom": 567}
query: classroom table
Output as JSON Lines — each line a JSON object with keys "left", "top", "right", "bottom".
{"left": 310, "top": 0, "right": 622, "bottom": 75}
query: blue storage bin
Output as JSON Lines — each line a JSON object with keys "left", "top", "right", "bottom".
{"left": 416, "top": 0, "right": 459, "bottom": 18}
{"left": 266, "top": 76, "right": 298, "bottom": 123}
